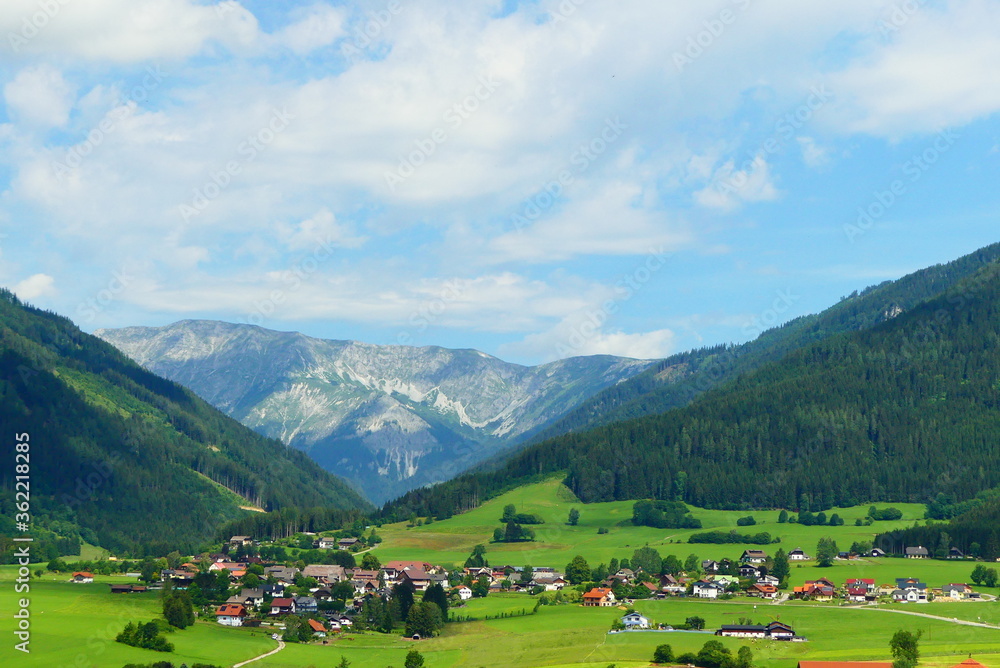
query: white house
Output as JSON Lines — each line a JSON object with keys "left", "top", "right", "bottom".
{"left": 457, "top": 586, "right": 473, "bottom": 601}
{"left": 622, "top": 612, "right": 650, "bottom": 629}
{"left": 788, "top": 548, "right": 810, "bottom": 561}
{"left": 693, "top": 581, "right": 723, "bottom": 599}
{"left": 215, "top": 604, "right": 247, "bottom": 627}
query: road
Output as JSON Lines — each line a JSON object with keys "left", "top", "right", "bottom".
{"left": 233, "top": 638, "right": 286, "bottom": 667}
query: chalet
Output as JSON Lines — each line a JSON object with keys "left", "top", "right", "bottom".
{"left": 401, "top": 569, "right": 432, "bottom": 592}
{"left": 269, "top": 597, "right": 296, "bottom": 615}
{"left": 262, "top": 583, "right": 285, "bottom": 597}
{"left": 295, "top": 596, "right": 318, "bottom": 613}
{"left": 869, "top": 548, "right": 887, "bottom": 558}
{"left": 72, "top": 572, "right": 94, "bottom": 584}
{"left": 942, "top": 583, "right": 973, "bottom": 600}
{"left": 846, "top": 587, "right": 869, "bottom": 603}
{"left": 215, "top": 603, "right": 247, "bottom": 627}
{"left": 794, "top": 580, "right": 835, "bottom": 600}
{"left": 265, "top": 566, "right": 300, "bottom": 584}
{"left": 303, "top": 565, "right": 346, "bottom": 584}
{"left": 338, "top": 537, "right": 360, "bottom": 551}
{"left": 317, "top": 537, "right": 338, "bottom": 550}
{"left": 307, "top": 618, "right": 327, "bottom": 637}
{"left": 739, "top": 565, "right": 763, "bottom": 579}
{"left": 621, "top": 612, "right": 650, "bottom": 629}
{"left": 788, "top": 548, "right": 810, "bottom": 561}
{"left": 582, "top": 587, "right": 616, "bottom": 607}
{"left": 948, "top": 547, "right": 966, "bottom": 560}
{"left": 757, "top": 574, "right": 781, "bottom": 587}
{"left": 227, "top": 588, "right": 265, "bottom": 608}
{"left": 740, "top": 549, "right": 768, "bottom": 564}
{"left": 229, "top": 536, "right": 253, "bottom": 547}
{"left": 905, "top": 546, "right": 929, "bottom": 559}
{"left": 660, "top": 574, "right": 686, "bottom": 595}
{"left": 531, "top": 574, "right": 567, "bottom": 591}
{"left": 456, "top": 586, "right": 473, "bottom": 601}
{"left": 693, "top": 581, "right": 724, "bottom": 599}
{"left": 766, "top": 621, "right": 796, "bottom": 640}
{"left": 614, "top": 568, "right": 636, "bottom": 582}
{"left": 701, "top": 560, "right": 720, "bottom": 573}
{"left": 846, "top": 578, "right": 876, "bottom": 592}
{"left": 750, "top": 583, "right": 778, "bottom": 599}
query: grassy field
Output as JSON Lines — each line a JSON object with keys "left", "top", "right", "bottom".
{"left": 0, "top": 566, "right": 274, "bottom": 668}
{"left": 374, "top": 477, "right": 971, "bottom": 587}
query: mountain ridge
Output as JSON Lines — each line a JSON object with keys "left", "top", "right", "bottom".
{"left": 97, "top": 320, "right": 657, "bottom": 504}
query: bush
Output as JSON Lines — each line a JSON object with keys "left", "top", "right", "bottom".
{"left": 653, "top": 644, "right": 674, "bottom": 663}
{"left": 736, "top": 516, "right": 756, "bottom": 526}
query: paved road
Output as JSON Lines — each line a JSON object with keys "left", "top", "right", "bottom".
{"left": 233, "top": 639, "right": 286, "bottom": 667}
{"left": 854, "top": 606, "right": 1000, "bottom": 630}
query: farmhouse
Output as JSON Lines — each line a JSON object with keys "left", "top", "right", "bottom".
{"left": 717, "top": 621, "right": 796, "bottom": 640}
{"left": 303, "top": 564, "right": 346, "bottom": 583}
{"left": 307, "top": 618, "right": 327, "bottom": 637}
{"left": 215, "top": 603, "right": 247, "bottom": 627}
{"left": 582, "top": 587, "right": 616, "bottom": 607}
{"left": 109, "top": 584, "right": 147, "bottom": 594}
{"left": 788, "top": 548, "right": 810, "bottom": 561}
{"left": 228, "top": 535, "right": 253, "bottom": 547}
{"left": 740, "top": 549, "right": 768, "bottom": 564}
{"left": 338, "top": 537, "right": 360, "bottom": 550}
{"left": 905, "top": 546, "right": 929, "bottom": 559}
{"left": 621, "top": 612, "right": 650, "bottom": 629}
{"left": 72, "top": 572, "right": 94, "bottom": 583}
{"left": 317, "top": 537, "right": 338, "bottom": 549}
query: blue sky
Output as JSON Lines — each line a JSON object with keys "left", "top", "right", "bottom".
{"left": 1, "top": 0, "right": 999, "bottom": 365}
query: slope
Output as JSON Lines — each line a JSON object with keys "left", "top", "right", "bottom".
{"left": 96, "top": 320, "right": 655, "bottom": 504}
{"left": 527, "top": 241, "right": 1000, "bottom": 444}
{"left": 0, "top": 290, "right": 369, "bottom": 558}
{"left": 385, "top": 252, "right": 1000, "bottom": 519}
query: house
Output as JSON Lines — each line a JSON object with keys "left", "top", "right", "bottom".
{"left": 614, "top": 568, "right": 636, "bottom": 582}
{"left": 229, "top": 535, "right": 253, "bottom": 547}
{"left": 740, "top": 549, "right": 768, "bottom": 564}
{"left": 794, "top": 580, "right": 836, "bottom": 601}
{"left": 215, "top": 603, "right": 247, "bottom": 627}
{"left": 227, "top": 588, "right": 265, "bottom": 608}
{"left": 942, "top": 583, "right": 973, "bottom": 600}
{"left": 303, "top": 565, "right": 346, "bottom": 584}
{"left": 401, "top": 569, "right": 432, "bottom": 592}
{"left": 905, "top": 546, "right": 929, "bottom": 559}
{"left": 767, "top": 621, "right": 795, "bottom": 640}
{"left": 269, "top": 597, "right": 296, "bottom": 615}
{"left": 295, "top": 596, "right": 318, "bottom": 613}
{"left": 757, "top": 575, "right": 781, "bottom": 587}
{"left": 701, "top": 560, "right": 720, "bottom": 573}
{"left": 531, "top": 574, "right": 567, "bottom": 591}
{"left": 713, "top": 575, "right": 739, "bottom": 588}
{"left": 621, "top": 612, "right": 650, "bottom": 629}
{"left": 846, "top": 587, "right": 869, "bottom": 603}
{"left": 692, "top": 581, "right": 724, "bottom": 599}
{"left": 846, "top": 578, "right": 876, "bottom": 592}
{"left": 262, "top": 583, "right": 286, "bottom": 597}
{"left": 869, "top": 548, "right": 887, "bottom": 558}
{"left": 788, "top": 548, "right": 810, "bottom": 561}
{"left": 582, "top": 587, "right": 616, "bottom": 607}
{"left": 338, "top": 537, "right": 360, "bottom": 551}
{"left": 307, "top": 618, "right": 327, "bottom": 637}
{"left": 948, "top": 547, "right": 966, "bottom": 560}
{"left": 265, "top": 566, "right": 300, "bottom": 585}
{"left": 739, "top": 565, "right": 763, "bottom": 579}
{"left": 317, "top": 537, "right": 338, "bottom": 550}
{"left": 750, "top": 583, "right": 778, "bottom": 599}
{"left": 72, "top": 572, "right": 94, "bottom": 584}
{"left": 456, "top": 586, "right": 473, "bottom": 601}
{"left": 387, "top": 561, "right": 438, "bottom": 581}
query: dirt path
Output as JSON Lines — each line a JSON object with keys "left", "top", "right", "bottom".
{"left": 233, "top": 639, "right": 286, "bottom": 667}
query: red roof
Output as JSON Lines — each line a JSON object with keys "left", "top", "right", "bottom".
{"left": 270, "top": 597, "right": 295, "bottom": 607}
{"left": 73, "top": 572, "right": 94, "bottom": 578}
{"left": 953, "top": 660, "right": 987, "bottom": 668}
{"left": 307, "top": 619, "right": 326, "bottom": 632}
{"left": 215, "top": 604, "right": 246, "bottom": 617}
{"left": 798, "top": 663, "right": 893, "bottom": 668}
{"left": 583, "top": 587, "right": 612, "bottom": 600}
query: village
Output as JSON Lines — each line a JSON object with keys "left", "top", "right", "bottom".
{"left": 59, "top": 534, "right": 991, "bottom": 646}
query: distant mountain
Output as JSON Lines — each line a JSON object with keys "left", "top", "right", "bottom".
{"left": 96, "top": 321, "right": 655, "bottom": 504}
{"left": 0, "top": 291, "right": 369, "bottom": 559}
{"left": 529, "top": 242, "right": 1000, "bottom": 443}
{"left": 384, "top": 243, "right": 1000, "bottom": 519}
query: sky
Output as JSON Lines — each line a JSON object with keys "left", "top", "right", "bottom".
{"left": 1, "top": 0, "right": 999, "bottom": 366}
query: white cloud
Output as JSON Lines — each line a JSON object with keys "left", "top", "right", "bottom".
{"left": 827, "top": 0, "right": 1000, "bottom": 137}
{"left": 274, "top": 3, "right": 346, "bottom": 55}
{"left": 276, "top": 208, "right": 367, "bottom": 252}
{"left": 500, "top": 314, "right": 676, "bottom": 363}
{"left": 3, "top": 65, "right": 75, "bottom": 128}
{"left": 694, "top": 155, "right": 779, "bottom": 211}
{"left": 797, "top": 136, "right": 829, "bottom": 168}
{"left": 13, "top": 273, "right": 55, "bottom": 299}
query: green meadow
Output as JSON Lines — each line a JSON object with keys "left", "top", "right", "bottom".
{"left": 374, "top": 477, "right": 970, "bottom": 589}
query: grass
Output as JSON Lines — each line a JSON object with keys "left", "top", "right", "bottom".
{"left": 0, "top": 566, "right": 273, "bottom": 668}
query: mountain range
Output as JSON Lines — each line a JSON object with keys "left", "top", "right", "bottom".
{"left": 96, "top": 321, "right": 656, "bottom": 504}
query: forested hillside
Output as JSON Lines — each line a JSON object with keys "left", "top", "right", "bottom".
{"left": 526, "top": 242, "right": 1000, "bottom": 443}
{"left": 0, "top": 290, "right": 369, "bottom": 558}
{"left": 385, "top": 255, "right": 1000, "bottom": 520}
